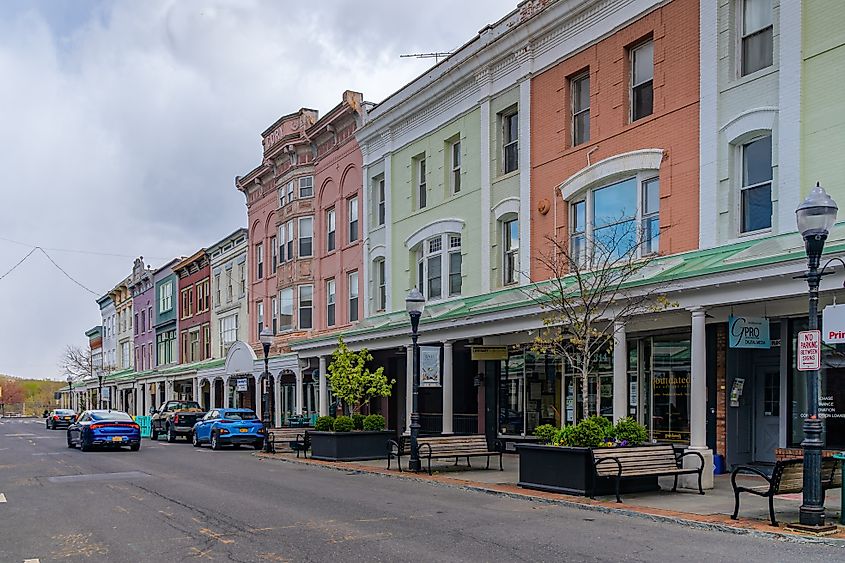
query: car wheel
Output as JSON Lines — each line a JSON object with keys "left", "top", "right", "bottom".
{"left": 166, "top": 424, "right": 176, "bottom": 443}
{"left": 211, "top": 431, "right": 221, "bottom": 451}
{"left": 66, "top": 432, "right": 75, "bottom": 448}
{"left": 192, "top": 431, "right": 201, "bottom": 448}
{"left": 151, "top": 426, "right": 158, "bottom": 440}
{"left": 80, "top": 435, "right": 93, "bottom": 452}
{"left": 130, "top": 443, "right": 140, "bottom": 452}
{"left": 253, "top": 440, "right": 264, "bottom": 450}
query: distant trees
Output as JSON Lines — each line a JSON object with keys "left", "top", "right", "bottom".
{"left": 59, "top": 344, "right": 95, "bottom": 381}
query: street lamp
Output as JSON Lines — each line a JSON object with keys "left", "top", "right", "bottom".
{"left": 66, "top": 374, "right": 74, "bottom": 411}
{"left": 260, "top": 328, "right": 275, "bottom": 453}
{"left": 795, "top": 183, "right": 838, "bottom": 529}
{"left": 405, "top": 288, "right": 426, "bottom": 472}
{"left": 96, "top": 369, "right": 105, "bottom": 410}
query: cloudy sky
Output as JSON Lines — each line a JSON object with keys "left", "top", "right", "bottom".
{"left": 0, "top": 0, "right": 516, "bottom": 380}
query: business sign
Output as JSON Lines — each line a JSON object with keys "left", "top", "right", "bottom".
{"left": 236, "top": 378, "right": 249, "bottom": 392}
{"left": 419, "top": 346, "right": 441, "bottom": 387}
{"left": 470, "top": 346, "right": 509, "bottom": 361}
{"left": 728, "top": 315, "right": 771, "bottom": 349}
{"left": 797, "top": 330, "right": 821, "bottom": 371}
{"left": 822, "top": 303, "right": 845, "bottom": 343}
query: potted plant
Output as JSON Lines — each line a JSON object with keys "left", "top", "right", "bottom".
{"left": 308, "top": 338, "right": 395, "bottom": 461}
{"left": 517, "top": 416, "right": 660, "bottom": 496}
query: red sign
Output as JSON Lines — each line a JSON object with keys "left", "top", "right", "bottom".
{"left": 797, "top": 330, "right": 821, "bottom": 371}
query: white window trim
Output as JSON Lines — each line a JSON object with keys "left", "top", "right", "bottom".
{"left": 417, "top": 156, "right": 427, "bottom": 209}
{"left": 348, "top": 196, "right": 359, "bottom": 242}
{"left": 326, "top": 208, "right": 336, "bottom": 252}
{"left": 501, "top": 109, "right": 519, "bottom": 175}
{"left": 299, "top": 176, "right": 314, "bottom": 198}
{"left": 298, "top": 216, "right": 314, "bottom": 258}
{"left": 735, "top": 133, "right": 774, "bottom": 237}
{"left": 348, "top": 271, "right": 359, "bottom": 322}
{"left": 736, "top": 0, "right": 774, "bottom": 79}
{"left": 450, "top": 140, "right": 461, "bottom": 194}
{"left": 326, "top": 279, "right": 336, "bottom": 327}
{"left": 414, "top": 233, "right": 462, "bottom": 302}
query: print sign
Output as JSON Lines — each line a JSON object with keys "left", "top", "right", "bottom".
{"left": 797, "top": 330, "right": 821, "bottom": 371}
{"left": 419, "top": 346, "right": 441, "bottom": 387}
{"left": 822, "top": 303, "right": 845, "bottom": 344}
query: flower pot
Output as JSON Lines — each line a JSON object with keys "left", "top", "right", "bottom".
{"left": 516, "top": 443, "right": 659, "bottom": 496}
{"left": 309, "top": 430, "right": 394, "bottom": 461}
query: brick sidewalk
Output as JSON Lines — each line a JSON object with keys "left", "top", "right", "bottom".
{"left": 255, "top": 451, "right": 845, "bottom": 542}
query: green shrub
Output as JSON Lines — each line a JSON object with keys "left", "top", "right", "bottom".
{"left": 363, "top": 414, "right": 386, "bottom": 431}
{"left": 569, "top": 418, "right": 606, "bottom": 448}
{"left": 351, "top": 413, "right": 366, "bottom": 430}
{"left": 315, "top": 416, "right": 335, "bottom": 432}
{"left": 614, "top": 416, "right": 648, "bottom": 445}
{"left": 533, "top": 424, "right": 558, "bottom": 445}
{"left": 333, "top": 415, "right": 354, "bottom": 432}
{"left": 585, "top": 415, "right": 613, "bottom": 439}
{"left": 554, "top": 425, "right": 577, "bottom": 446}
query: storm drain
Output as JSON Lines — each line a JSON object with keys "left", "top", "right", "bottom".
{"left": 47, "top": 471, "right": 151, "bottom": 484}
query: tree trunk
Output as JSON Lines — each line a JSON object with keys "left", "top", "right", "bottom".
{"left": 580, "top": 364, "right": 590, "bottom": 422}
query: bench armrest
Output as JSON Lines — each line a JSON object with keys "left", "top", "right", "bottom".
{"left": 731, "top": 465, "right": 773, "bottom": 493}
{"left": 388, "top": 439, "right": 402, "bottom": 456}
{"left": 676, "top": 450, "right": 705, "bottom": 471}
{"left": 493, "top": 439, "right": 504, "bottom": 453}
{"left": 593, "top": 456, "right": 622, "bottom": 478}
{"left": 418, "top": 442, "right": 433, "bottom": 457}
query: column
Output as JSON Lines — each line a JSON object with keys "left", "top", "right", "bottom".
{"left": 295, "top": 370, "right": 304, "bottom": 415}
{"left": 273, "top": 375, "right": 282, "bottom": 427}
{"left": 223, "top": 377, "right": 231, "bottom": 409}
{"left": 405, "top": 344, "right": 413, "bottom": 434}
{"left": 209, "top": 379, "right": 216, "bottom": 410}
{"left": 191, "top": 377, "right": 198, "bottom": 402}
{"left": 612, "top": 321, "right": 627, "bottom": 422}
{"left": 442, "top": 341, "right": 454, "bottom": 434}
{"left": 254, "top": 376, "right": 262, "bottom": 420}
{"left": 318, "top": 356, "right": 328, "bottom": 416}
{"left": 682, "top": 307, "right": 714, "bottom": 490}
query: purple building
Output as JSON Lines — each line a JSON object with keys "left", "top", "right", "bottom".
{"left": 129, "top": 257, "right": 155, "bottom": 372}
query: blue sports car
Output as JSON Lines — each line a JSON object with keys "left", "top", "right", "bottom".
{"left": 66, "top": 410, "right": 141, "bottom": 451}
{"left": 191, "top": 408, "right": 266, "bottom": 450}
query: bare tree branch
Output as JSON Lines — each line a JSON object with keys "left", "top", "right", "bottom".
{"left": 59, "top": 345, "right": 94, "bottom": 381}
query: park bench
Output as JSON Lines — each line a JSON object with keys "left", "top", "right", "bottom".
{"left": 268, "top": 427, "right": 311, "bottom": 458}
{"left": 731, "top": 457, "right": 842, "bottom": 526}
{"left": 591, "top": 444, "right": 705, "bottom": 503}
{"left": 388, "top": 435, "right": 502, "bottom": 475}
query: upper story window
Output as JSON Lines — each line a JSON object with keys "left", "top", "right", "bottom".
{"left": 238, "top": 264, "right": 246, "bottom": 296}
{"left": 348, "top": 197, "right": 359, "bottom": 242}
{"left": 278, "top": 186, "right": 285, "bottom": 208}
{"left": 741, "top": 0, "right": 773, "bottom": 76}
{"left": 181, "top": 287, "right": 193, "bottom": 319}
{"left": 159, "top": 281, "right": 172, "bottom": 313}
{"left": 377, "top": 177, "right": 386, "bottom": 226}
{"left": 415, "top": 156, "right": 427, "bottom": 210}
{"left": 450, "top": 140, "right": 462, "bottom": 194}
{"left": 502, "top": 110, "right": 519, "bottom": 174}
{"left": 255, "top": 243, "right": 264, "bottom": 279}
{"left": 285, "top": 221, "right": 294, "bottom": 261}
{"left": 270, "top": 236, "right": 277, "bottom": 271}
{"left": 572, "top": 72, "right": 590, "bottom": 146}
{"left": 503, "top": 219, "right": 519, "bottom": 285}
{"left": 196, "top": 279, "right": 210, "bottom": 313}
{"left": 415, "top": 233, "right": 462, "bottom": 301}
{"left": 630, "top": 40, "right": 654, "bottom": 122}
{"left": 740, "top": 135, "right": 772, "bottom": 233}
{"left": 299, "top": 176, "right": 314, "bottom": 198}
{"left": 326, "top": 208, "right": 336, "bottom": 252}
{"left": 271, "top": 296, "right": 278, "bottom": 334}
{"left": 326, "top": 278, "right": 336, "bottom": 327}
{"left": 214, "top": 273, "right": 221, "bottom": 304}
{"left": 226, "top": 269, "right": 233, "bottom": 302}
{"left": 278, "top": 224, "right": 286, "bottom": 263}
{"left": 348, "top": 271, "right": 359, "bottom": 323}
{"left": 298, "top": 284, "right": 313, "bottom": 330}
{"left": 256, "top": 300, "right": 264, "bottom": 335}
{"left": 569, "top": 174, "right": 659, "bottom": 263}
{"left": 279, "top": 288, "right": 293, "bottom": 332}
{"left": 299, "top": 217, "right": 314, "bottom": 258}
{"left": 134, "top": 313, "right": 139, "bottom": 336}
{"left": 375, "top": 258, "right": 386, "bottom": 312}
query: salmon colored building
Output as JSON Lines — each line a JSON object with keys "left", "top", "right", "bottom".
{"left": 530, "top": 0, "right": 700, "bottom": 277}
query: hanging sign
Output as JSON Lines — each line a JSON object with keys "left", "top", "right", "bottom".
{"left": 822, "top": 303, "right": 845, "bottom": 343}
{"left": 236, "top": 378, "right": 248, "bottom": 392}
{"left": 470, "top": 346, "right": 509, "bottom": 361}
{"left": 728, "top": 315, "right": 771, "bottom": 349}
{"left": 797, "top": 330, "right": 821, "bottom": 371}
{"left": 419, "top": 346, "right": 441, "bottom": 387}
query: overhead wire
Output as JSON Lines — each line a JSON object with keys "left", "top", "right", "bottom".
{"left": 0, "top": 235, "right": 169, "bottom": 261}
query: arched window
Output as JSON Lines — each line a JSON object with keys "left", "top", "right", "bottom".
{"left": 413, "top": 233, "right": 462, "bottom": 300}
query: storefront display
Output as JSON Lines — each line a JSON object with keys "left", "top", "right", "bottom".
{"left": 498, "top": 348, "right": 561, "bottom": 437}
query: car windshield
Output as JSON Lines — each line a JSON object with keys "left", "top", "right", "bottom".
{"left": 223, "top": 411, "right": 258, "bottom": 420}
{"left": 55, "top": 410, "right": 75, "bottom": 415}
{"left": 171, "top": 402, "right": 202, "bottom": 411}
{"left": 91, "top": 411, "right": 133, "bottom": 421}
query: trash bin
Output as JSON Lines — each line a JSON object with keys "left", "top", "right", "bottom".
{"left": 713, "top": 453, "right": 726, "bottom": 475}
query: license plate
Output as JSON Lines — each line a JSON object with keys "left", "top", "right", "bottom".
{"left": 64, "top": 417, "right": 70, "bottom": 420}
{"left": 239, "top": 428, "right": 248, "bottom": 433}
{"left": 112, "top": 436, "right": 124, "bottom": 442}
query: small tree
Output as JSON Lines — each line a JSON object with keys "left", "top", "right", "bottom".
{"left": 59, "top": 344, "right": 95, "bottom": 381}
{"left": 530, "top": 220, "right": 673, "bottom": 423}
{"left": 326, "top": 337, "right": 394, "bottom": 415}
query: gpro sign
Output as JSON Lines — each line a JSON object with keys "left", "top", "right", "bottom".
{"left": 728, "top": 315, "right": 771, "bottom": 349}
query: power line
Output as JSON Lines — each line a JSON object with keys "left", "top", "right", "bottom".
{"left": 0, "top": 247, "right": 38, "bottom": 281}
{"left": 38, "top": 248, "right": 101, "bottom": 296}
{"left": 0, "top": 235, "right": 169, "bottom": 261}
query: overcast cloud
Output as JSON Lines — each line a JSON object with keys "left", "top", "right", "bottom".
{"left": 0, "top": 0, "right": 516, "bottom": 380}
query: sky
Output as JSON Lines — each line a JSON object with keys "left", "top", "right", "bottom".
{"left": 0, "top": 0, "right": 517, "bottom": 380}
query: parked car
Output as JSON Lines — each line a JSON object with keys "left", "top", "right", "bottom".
{"left": 46, "top": 409, "right": 76, "bottom": 429}
{"left": 191, "top": 408, "right": 265, "bottom": 450}
{"left": 149, "top": 400, "right": 206, "bottom": 442}
{"left": 66, "top": 410, "right": 141, "bottom": 451}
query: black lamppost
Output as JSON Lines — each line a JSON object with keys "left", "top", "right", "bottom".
{"left": 795, "top": 183, "right": 838, "bottom": 529}
{"left": 66, "top": 374, "right": 74, "bottom": 411}
{"left": 260, "top": 328, "right": 274, "bottom": 453}
{"left": 405, "top": 288, "right": 426, "bottom": 472}
{"left": 96, "top": 369, "right": 105, "bottom": 410}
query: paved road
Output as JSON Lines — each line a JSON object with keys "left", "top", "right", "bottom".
{"left": 0, "top": 417, "right": 842, "bottom": 563}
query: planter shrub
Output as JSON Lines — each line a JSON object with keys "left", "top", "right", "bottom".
{"left": 363, "top": 414, "right": 385, "bottom": 431}
{"left": 614, "top": 416, "right": 648, "bottom": 445}
{"left": 333, "top": 416, "right": 354, "bottom": 432}
{"left": 315, "top": 416, "right": 335, "bottom": 432}
{"left": 534, "top": 424, "right": 558, "bottom": 445}
{"left": 570, "top": 418, "right": 605, "bottom": 448}
{"left": 351, "top": 413, "right": 365, "bottom": 430}
{"left": 309, "top": 430, "right": 394, "bottom": 461}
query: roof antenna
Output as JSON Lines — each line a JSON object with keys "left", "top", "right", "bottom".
{"left": 399, "top": 52, "right": 453, "bottom": 63}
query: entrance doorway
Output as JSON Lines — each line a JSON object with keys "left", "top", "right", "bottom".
{"left": 753, "top": 364, "right": 780, "bottom": 463}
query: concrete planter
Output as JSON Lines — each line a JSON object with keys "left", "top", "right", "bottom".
{"left": 517, "top": 443, "right": 659, "bottom": 496}
{"left": 309, "top": 430, "right": 393, "bottom": 462}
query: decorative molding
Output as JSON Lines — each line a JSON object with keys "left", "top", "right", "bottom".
{"left": 720, "top": 106, "right": 778, "bottom": 144}
{"left": 492, "top": 197, "right": 520, "bottom": 221}
{"left": 558, "top": 149, "right": 664, "bottom": 201}
{"left": 404, "top": 219, "right": 466, "bottom": 249}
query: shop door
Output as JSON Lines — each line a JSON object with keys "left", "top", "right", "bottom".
{"left": 753, "top": 365, "right": 780, "bottom": 463}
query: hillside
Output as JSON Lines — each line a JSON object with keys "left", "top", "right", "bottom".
{"left": 0, "top": 375, "right": 64, "bottom": 416}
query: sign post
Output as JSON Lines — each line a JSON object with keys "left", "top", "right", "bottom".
{"left": 797, "top": 330, "right": 821, "bottom": 371}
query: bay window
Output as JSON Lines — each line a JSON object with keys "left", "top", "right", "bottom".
{"left": 299, "top": 217, "right": 314, "bottom": 257}
{"left": 299, "top": 176, "right": 314, "bottom": 198}
{"left": 415, "top": 233, "right": 462, "bottom": 300}
{"left": 279, "top": 287, "right": 293, "bottom": 332}
{"left": 298, "top": 285, "right": 313, "bottom": 329}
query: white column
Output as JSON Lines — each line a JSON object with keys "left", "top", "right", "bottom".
{"left": 191, "top": 377, "right": 198, "bottom": 402}
{"left": 295, "top": 370, "right": 304, "bottom": 415}
{"left": 273, "top": 374, "right": 281, "bottom": 427}
{"left": 479, "top": 97, "right": 491, "bottom": 294}
{"left": 254, "top": 376, "right": 262, "bottom": 420}
{"left": 223, "top": 377, "right": 231, "bottom": 409}
{"left": 318, "top": 356, "right": 328, "bottom": 416}
{"left": 612, "top": 321, "right": 627, "bottom": 423}
{"left": 209, "top": 379, "right": 217, "bottom": 410}
{"left": 682, "top": 307, "right": 714, "bottom": 490}
{"left": 405, "top": 344, "right": 413, "bottom": 434}
{"left": 442, "top": 341, "right": 453, "bottom": 434}
{"left": 517, "top": 77, "right": 532, "bottom": 283}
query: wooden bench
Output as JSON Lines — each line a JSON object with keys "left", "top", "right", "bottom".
{"left": 387, "top": 435, "right": 503, "bottom": 474}
{"left": 731, "top": 457, "right": 841, "bottom": 526}
{"left": 268, "top": 428, "right": 312, "bottom": 458}
{"left": 591, "top": 444, "right": 705, "bottom": 502}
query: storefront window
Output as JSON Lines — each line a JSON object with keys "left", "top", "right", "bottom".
{"left": 563, "top": 350, "right": 613, "bottom": 424}
{"left": 650, "top": 337, "right": 691, "bottom": 443}
{"left": 498, "top": 348, "right": 561, "bottom": 436}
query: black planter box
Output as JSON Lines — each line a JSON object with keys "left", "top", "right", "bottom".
{"left": 309, "top": 430, "right": 394, "bottom": 461}
{"left": 517, "top": 443, "right": 659, "bottom": 496}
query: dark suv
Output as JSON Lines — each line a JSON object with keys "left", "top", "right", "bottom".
{"left": 150, "top": 401, "right": 205, "bottom": 442}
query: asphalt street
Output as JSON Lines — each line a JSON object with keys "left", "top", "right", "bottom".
{"left": 1, "top": 417, "right": 843, "bottom": 563}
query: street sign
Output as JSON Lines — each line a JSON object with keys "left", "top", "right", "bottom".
{"left": 797, "top": 330, "right": 821, "bottom": 371}
{"left": 236, "top": 378, "right": 248, "bottom": 392}
{"left": 822, "top": 303, "right": 845, "bottom": 343}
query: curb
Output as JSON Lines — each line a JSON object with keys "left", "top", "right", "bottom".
{"left": 254, "top": 452, "right": 845, "bottom": 547}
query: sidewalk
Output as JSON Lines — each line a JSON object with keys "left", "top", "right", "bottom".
{"left": 256, "top": 451, "right": 845, "bottom": 542}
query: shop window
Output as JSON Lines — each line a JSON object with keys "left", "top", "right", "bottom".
{"left": 649, "top": 337, "right": 691, "bottom": 443}
{"left": 497, "top": 349, "right": 562, "bottom": 436}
